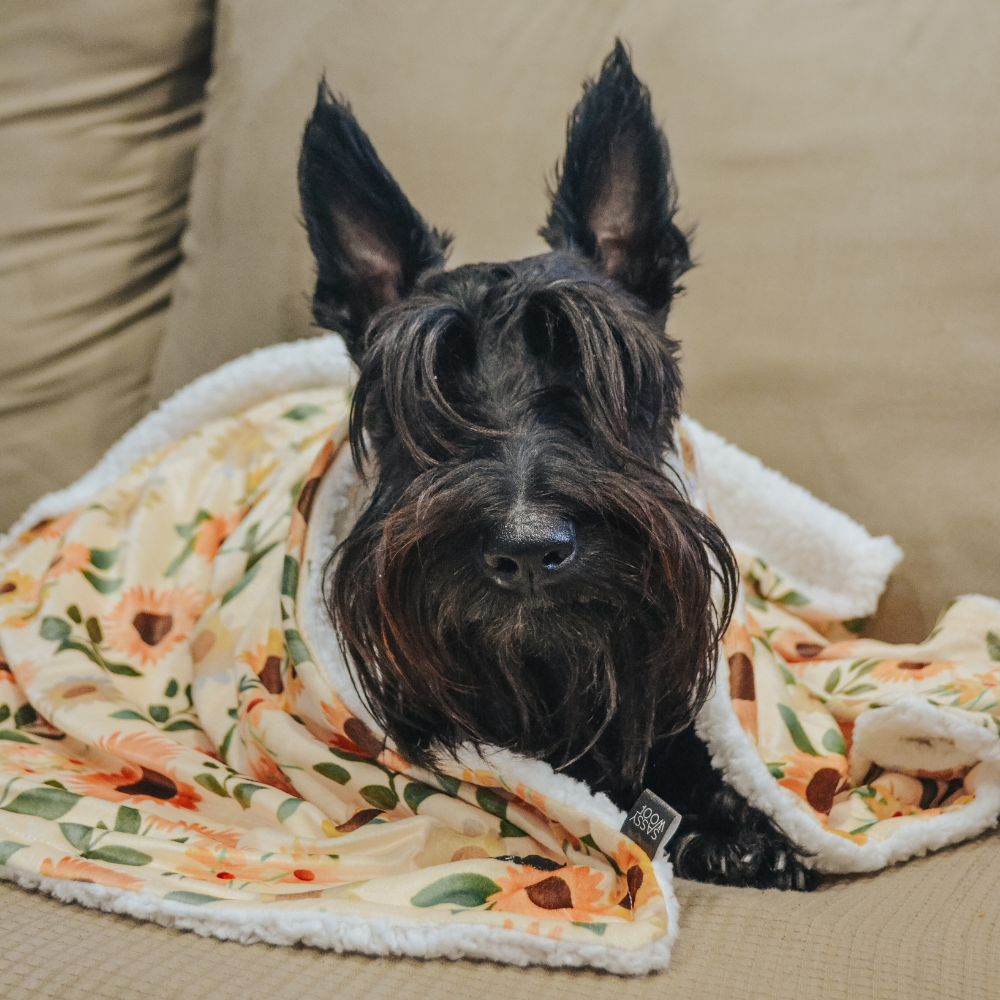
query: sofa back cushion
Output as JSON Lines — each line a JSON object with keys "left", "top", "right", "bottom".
{"left": 152, "top": 0, "right": 1000, "bottom": 640}
{"left": 0, "top": 0, "right": 212, "bottom": 529}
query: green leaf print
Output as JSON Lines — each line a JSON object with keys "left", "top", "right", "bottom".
{"left": 0, "top": 732, "right": 36, "bottom": 744}
{"left": 164, "top": 538, "right": 196, "bottom": 579}
{"left": 775, "top": 590, "right": 810, "bottom": 607}
{"left": 284, "top": 630, "right": 312, "bottom": 667}
{"left": 767, "top": 762, "right": 787, "bottom": 779}
{"left": 500, "top": 819, "right": 528, "bottom": 838}
{"left": 109, "top": 710, "right": 147, "bottom": 722}
{"left": 220, "top": 562, "right": 261, "bottom": 606}
{"left": 402, "top": 782, "right": 441, "bottom": 813}
{"left": 81, "top": 571, "right": 123, "bottom": 595}
{"left": 66, "top": 605, "right": 83, "bottom": 624}
{"left": 102, "top": 661, "right": 143, "bottom": 677}
{"left": 823, "top": 668, "right": 841, "bottom": 695}
{"left": 572, "top": 922, "right": 607, "bottom": 935}
{"left": 842, "top": 684, "right": 877, "bottom": 697}
{"left": 850, "top": 659, "right": 880, "bottom": 678}
{"left": 2, "top": 787, "right": 82, "bottom": 819}
{"left": 843, "top": 617, "right": 868, "bottom": 635}
{"left": 410, "top": 873, "right": 502, "bottom": 908}
{"left": 219, "top": 724, "right": 237, "bottom": 764}
{"left": 313, "top": 762, "right": 351, "bottom": 785}
{"left": 84, "top": 846, "right": 152, "bottom": 866}
{"left": 39, "top": 617, "right": 71, "bottom": 642}
{"left": 85, "top": 617, "right": 103, "bottom": 643}
{"left": 163, "top": 891, "right": 223, "bottom": 905}
{"left": 282, "top": 404, "right": 325, "bottom": 421}
{"left": 13, "top": 704, "right": 36, "bottom": 728}
{"left": 327, "top": 747, "right": 372, "bottom": 764}
{"left": 89, "top": 547, "right": 120, "bottom": 571}
{"left": 232, "top": 783, "right": 267, "bottom": 810}
{"left": 475, "top": 787, "right": 508, "bottom": 819}
{"left": 162, "top": 720, "right": 200, "bottom": 732}
{"left": 988, "top": 632, "right": 1000, "bottom": 662}
{"left": 276, "top": 797, "right": 304, "bottom": 823}
{"left": 148, "top": 705, "right": 170, "bottom": 724}
{"left": 777, "top": 704, "right": 821, "bottom": 756}
{"left": 193, "top": 773, "right": 230, "bottom": 797}
{"left": 174, "top": 510, "right": 211, "bottom": 540}
{"left": 435, "top": 773, "right": 462, "bottom": 797}
{"left": 115, "top": 806, "right": 142, "bottom": 835}
{"left": 281, "top": 556, "right": 299, "bottom": 598}
{"left": 360, "top": 784, "right": 398, "bottom": 811}
{"left": 55, "top": 639, "right": 101, "bottom": 665}
{"left": 164, "top": 679, "right": 179, "bottom": 699}
{"left": 821, "top": 728, "right": 847, "bottom": 756}
{"left": 245, "top": 542, "right": 280, "bottom": 573}
{"left": 59, "top": 823, "right": 94, "bottom": 851}
{"left": 0, "top": 841, "right": 28, "bottom": 865}
{"left": 745, "top": 594, "right": 768, "bottom": 611}
{"left": 0, "top": 705, "right": 9, "bottom": 724}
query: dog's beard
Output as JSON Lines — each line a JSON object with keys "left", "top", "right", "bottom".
{"left": 329, "top": 457, "right": 734, "bottom": 802}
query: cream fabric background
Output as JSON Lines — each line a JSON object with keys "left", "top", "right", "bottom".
{"left": 0, "top": 0, "right": 213, "bottom": 529}
{"left": 153, "top": 0, "right": 1000, "bottom": 643}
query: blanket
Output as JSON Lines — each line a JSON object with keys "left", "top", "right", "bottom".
{"left": 1, "top": 336, "right": 998, "bottom": 974}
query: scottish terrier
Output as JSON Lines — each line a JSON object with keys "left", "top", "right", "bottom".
{"left": 298, "top": 42, "right": 818, "bottom": 890}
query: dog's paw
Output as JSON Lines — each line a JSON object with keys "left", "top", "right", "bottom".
{"left": 670, "top": 827, "right": 820, "bottom": 891}
{"left": 668, "top": 783, "right": 821, "bottom": 891}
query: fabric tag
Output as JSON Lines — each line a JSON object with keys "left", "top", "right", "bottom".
{"left": 621, "top": 789, "right": 682, "bottom": 862}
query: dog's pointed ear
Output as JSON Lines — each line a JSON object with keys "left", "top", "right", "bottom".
{"left": 540, "top": 41, "right": 691, "bottom": 315}
{"left": 299, "top": 81, "right": 451, "bottom": 359}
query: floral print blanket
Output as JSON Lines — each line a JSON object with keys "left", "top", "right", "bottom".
{"left": 1, "top": 369, "right": 999, "bottom": 970}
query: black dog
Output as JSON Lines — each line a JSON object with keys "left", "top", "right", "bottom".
{"left": 299, "top": 43, "right": 818, "bottom": 891}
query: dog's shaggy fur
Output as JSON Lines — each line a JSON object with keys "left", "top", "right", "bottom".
{"left": 299, "top": 42, "right": 818, "bottom": 890}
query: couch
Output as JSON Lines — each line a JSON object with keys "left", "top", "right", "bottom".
{"left": 2, "top": 2, "right": 999, "bottom": 997}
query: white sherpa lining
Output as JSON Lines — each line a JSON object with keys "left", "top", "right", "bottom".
{"left": 684, "top": 418, "right": 903, "bottom": 620}
{"left": 0, "top": 336, "right": 677, "bottom": 974}
{"left": 0, "top": 863, "right": 672, "bottom": 974}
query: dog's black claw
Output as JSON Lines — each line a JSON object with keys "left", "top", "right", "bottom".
{"left": 670, "top": 828, "right": 820, "bottom": 891}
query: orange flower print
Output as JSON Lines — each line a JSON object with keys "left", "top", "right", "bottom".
{"left": 245, "top": 743, "right": 299, "bottom": 797}
{"left": 770, "top": 628, "right": 829, "bottom": 663}
{"left": 103, "top": 585, "right": 205, "bottom": 666}
{"left": 18, "top": 511, "right": 78, "bottom": 545}
{"left": 610, "top": 839, "right": 661, "bottom": 912}
{"left": 176, "top": 843, "right": 343, "bottom": 887}
{"left": 194, "top": 510, "right": 246, "bottom": 562}
{"left": 70, "top": 731, "right": 204, "bottom": 810}
{"left": 40, "top": 855, "right": 143, "bottom": 891}
{"left": 143, "top": 814, "right": 244, "bottom": 849}
{"left": 0, "top": 741, "right": 71, "bottom": 778}
{"left": 778, "top": 749, "right": 847, "bottom": 816}
{"left": 45, "top": 542, "right": 92, "bottom": 579}
{"left": 869, "top": 660, "right": 954, "bottom": 684}
{"left": 723, "top": 621, "right": 753, "bottom": 659}
{"left": 0, "top": 570, "right": 40, "bottom": 607}
{"left": 287, "top": 439, "right": 340, "bottom": 552}
{"left": 238, "top": 630, "right": 285, "bottom": 695}
{"left": 61, "top": 759, "right": 203, "bottom": 812}
{"left": 487, "top": 864, "right": 612, "bottom": 922}
{"left": 97, "top": 730, "right": 183, "bottom": 764}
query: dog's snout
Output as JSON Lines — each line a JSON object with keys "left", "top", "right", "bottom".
{"left": 481, "top": 511, "right": 577, "bottom": 592}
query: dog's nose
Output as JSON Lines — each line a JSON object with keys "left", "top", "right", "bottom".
{"left": 481, "top": 511, "right": 577, "bottom": 592}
